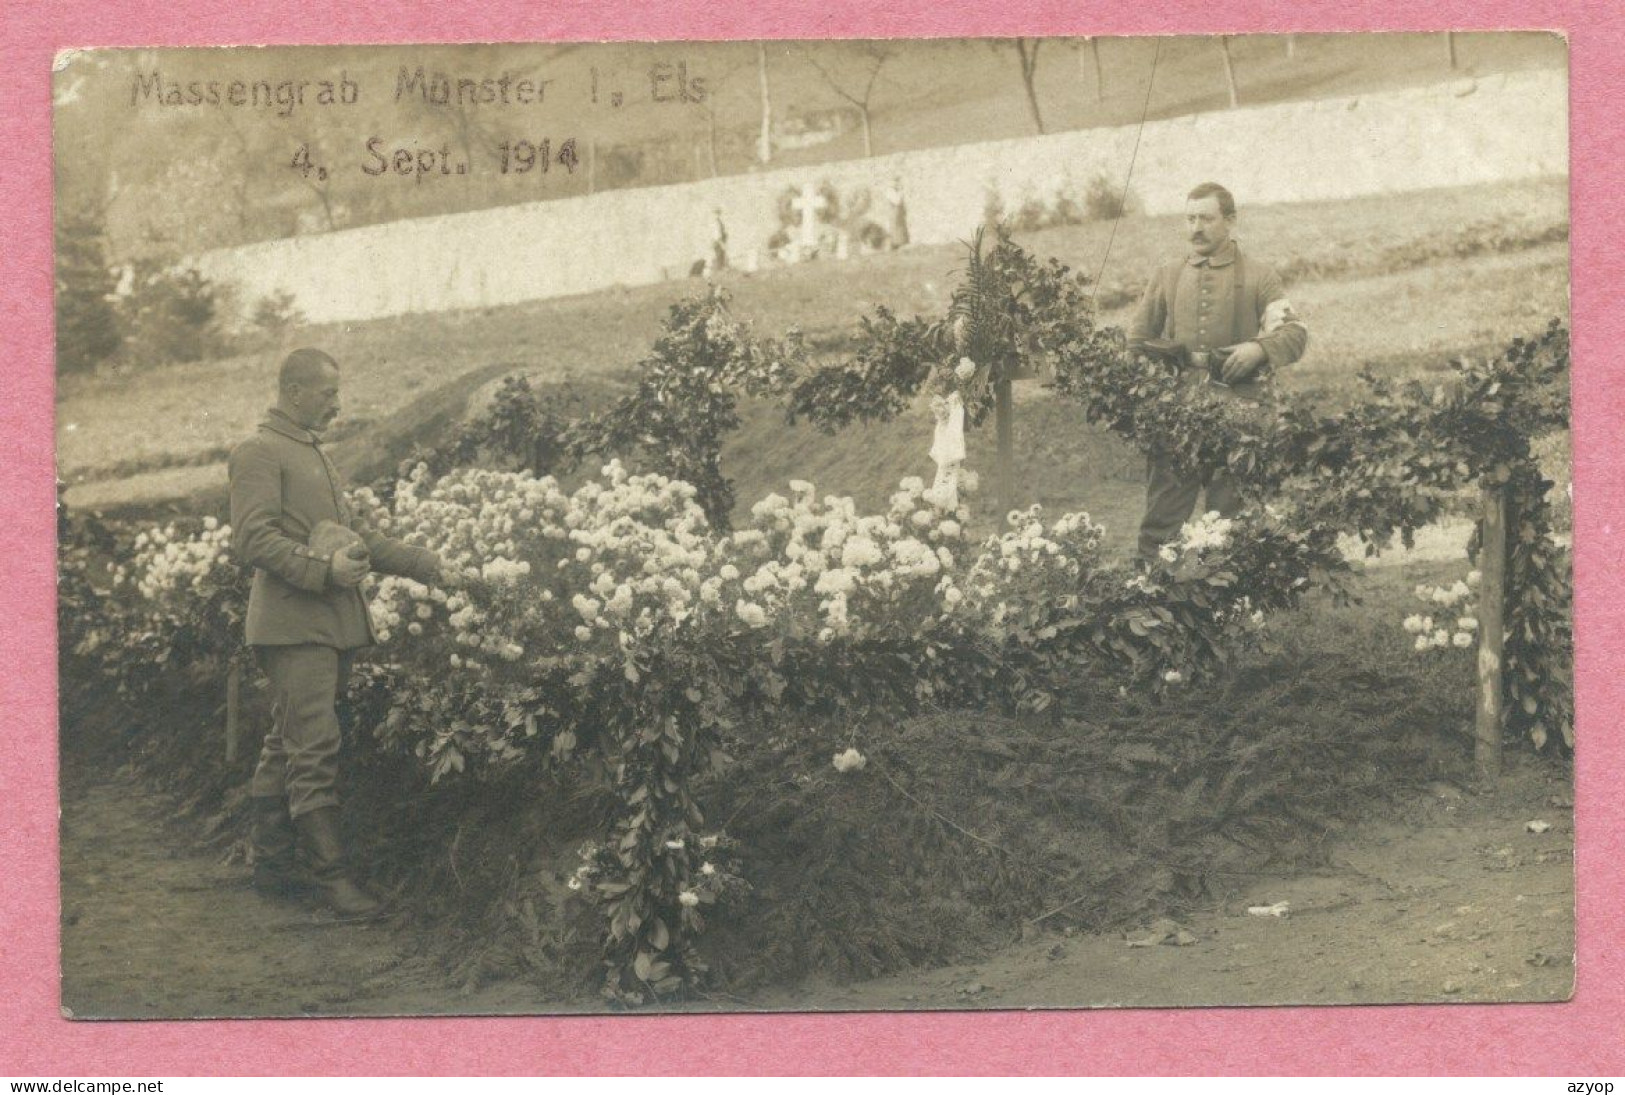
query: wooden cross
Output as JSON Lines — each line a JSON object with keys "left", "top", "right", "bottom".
{"left": 995, "top": 376, "right": 1014, "bottom": 514}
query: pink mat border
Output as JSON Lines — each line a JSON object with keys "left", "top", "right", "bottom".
{"left": 4, "top": 0, "right": 1620, "bottom": 1077}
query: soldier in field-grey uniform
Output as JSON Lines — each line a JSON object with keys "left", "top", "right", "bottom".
{"left": 229, "top": 348, "right": 451, "bottom": 921}
{"left": 1127, "top": 181, "right": 1309, "bottom": 560}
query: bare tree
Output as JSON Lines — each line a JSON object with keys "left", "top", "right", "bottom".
{"left": 1446, "top": 32, "right": 1460, "bottom": 70}
{"left": 1074, "top": 36, "right": 1105, "bottom": 103}
{"left": 416, "top": 52, "right": 557, "bottom": 180}
{"left": 701, "top": 103, "right": 720, "bottom": 177}
{"left": 438, "top": 94, "right": 501, "bottom": 174}
{"left": 757, "top": 42, "right": 774, "bottom": 165}
{"left": 797, "top": 42, "right": 897, "bottom": 157}
{"left": 692, "top": 54, "right": 752, "bottom": 177}
{"left": 286, "top": 120, "right": 341, "bottom": 232}
{"left": 1219, "top": 36, "right": 1239, "bottom": 108}
{"left": 403, "top": 46, "right": 569, "bottom": 201}
{"left": 213, "top": 113, "right": 259, "bottom": 232}
{"left": 1002, "top": 38, "right": 1047, "bottom": 134}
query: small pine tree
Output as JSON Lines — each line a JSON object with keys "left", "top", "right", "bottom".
{"left": 54, "top": 211, "right": 122, "bottom": 374}
{"left": 120, "top": 261, "right": 223, "bottom": 366}
{"left": 250, "top": 290, "right": 305, "bottom": 333}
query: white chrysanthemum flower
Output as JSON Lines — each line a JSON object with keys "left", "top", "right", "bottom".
{"left": 841, "top": 536, "right": 883, "bottom": 568}
{"left": 831, "top": 747, "right": 867, "bottom": 773}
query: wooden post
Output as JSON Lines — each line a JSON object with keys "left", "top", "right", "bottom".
{"left": 1446, "top": 32, "right": 1459, "bottom": 70}
{"left": 1475, "top": 484, "right": 1507, "bottom": 782}
{"left": 225, "top": 660, "right": 242, "bottom": 764}
{"left": 995, "top": 375, "right": 1015, "bottom": 515}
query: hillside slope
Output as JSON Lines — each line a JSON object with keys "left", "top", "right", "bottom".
{"left": 58, "top": 177, "right": 1569, "bottom": 531}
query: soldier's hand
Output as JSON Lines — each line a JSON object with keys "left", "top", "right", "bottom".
{"left": 1221, "top": 341, "right": 1268, "bottom": 385}
{"left": 330, "top": 548, "right": 370, "bottom": 588}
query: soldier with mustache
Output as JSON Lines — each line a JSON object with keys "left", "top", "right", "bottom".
{"left": 229, "top": 348, "right": 454, "bottom": 920}
{"left": 1127, "top": 181, "right": 1309, "bottom": 561}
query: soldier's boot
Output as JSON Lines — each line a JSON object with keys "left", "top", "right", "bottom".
{"left": 250, "top": 795, "right": 312, "bottom": 899}
{"left": 293, "top": 806, "right": 386, "bottom": 922}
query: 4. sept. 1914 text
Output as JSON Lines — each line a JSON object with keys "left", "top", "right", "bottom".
{"left": 290, "top": 137, "right": 582, "bottom": 183}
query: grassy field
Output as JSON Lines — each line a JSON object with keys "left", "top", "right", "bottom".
{"left": 59, "top": 176, "right": 1569, "bottom": 535}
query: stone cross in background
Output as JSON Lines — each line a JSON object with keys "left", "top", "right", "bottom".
{"left": 791, "top": 183, "right": 828, "bottom": 258}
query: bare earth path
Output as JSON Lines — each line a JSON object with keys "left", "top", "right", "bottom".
{"left": 60, "top": 754, "right": 1574, "bottom": 1019}
{"left": 748, "top": 755, "right": 1576, "bottom": 1012}
{"left": 59, "top": 766, "right": 474, "bottom": 1020}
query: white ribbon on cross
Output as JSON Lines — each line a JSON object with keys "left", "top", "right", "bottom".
{"left": 928, "top": 391, "right": 966, "bottom": 510}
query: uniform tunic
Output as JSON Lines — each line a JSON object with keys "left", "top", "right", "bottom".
{"left": 229, "top": 410, "right": 440, "bottom": 647}
{"left": 228, "top": 408, "right": 441, "bottom": 815}
{"left": 1125, "top": 240, "right": 1308, "bottom": 557}
{"left": 1128, "top": 239, "right": 1307, "bottom": 393}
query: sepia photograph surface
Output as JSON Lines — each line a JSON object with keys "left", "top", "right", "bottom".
{"left": 53, "top": 34, "right": 1575, "bottom": 1018}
